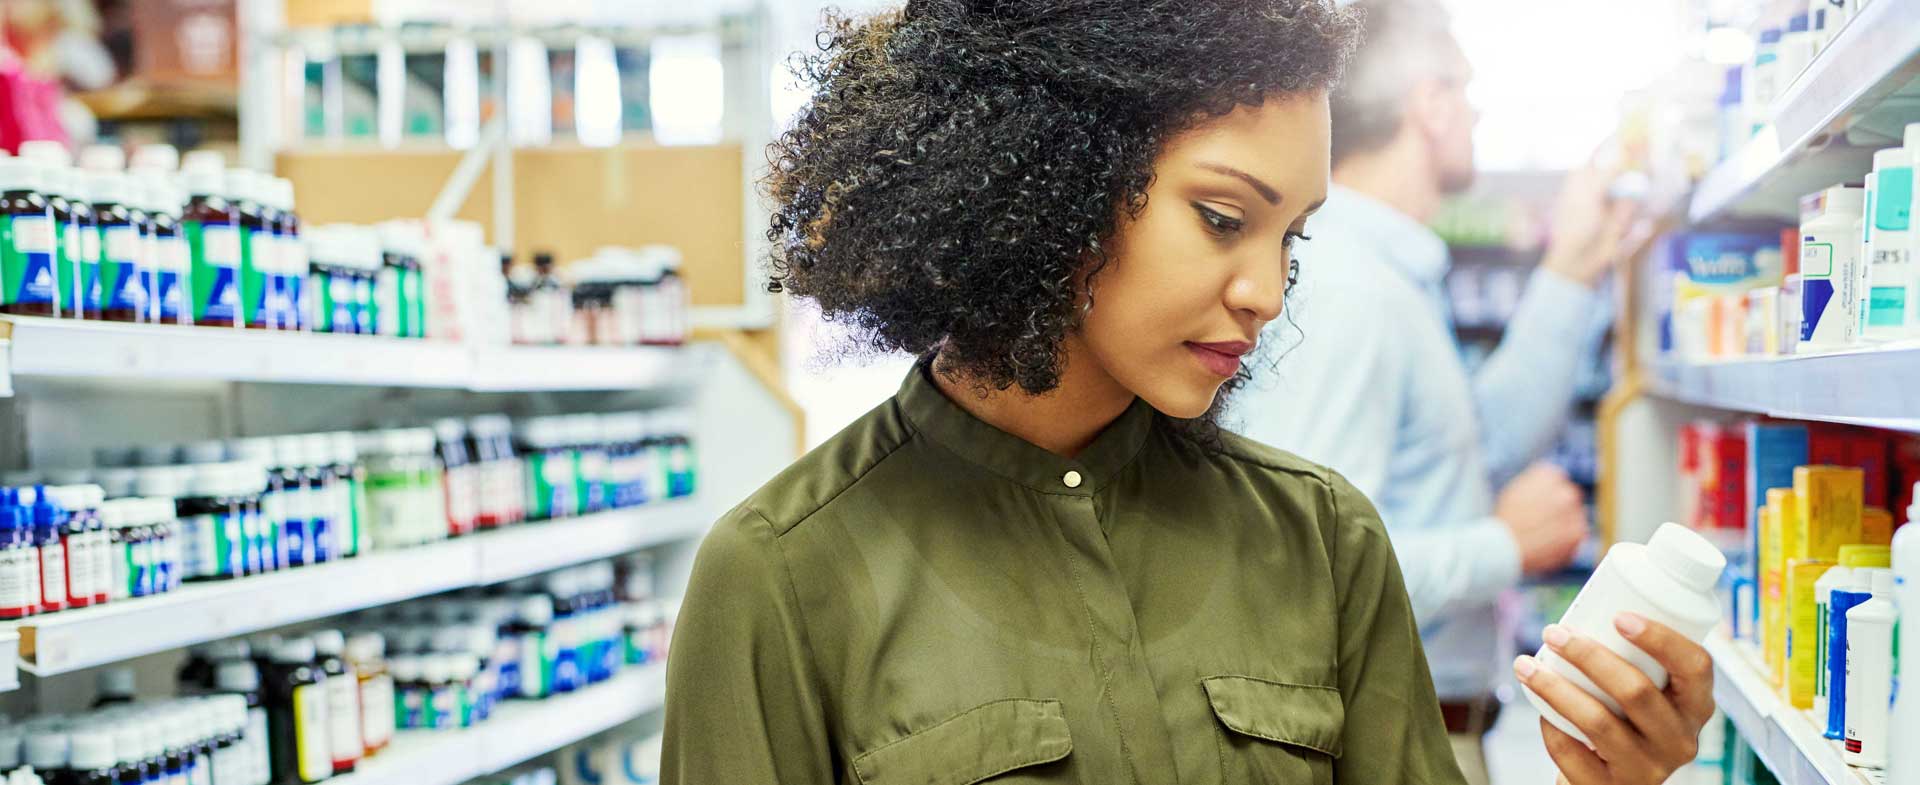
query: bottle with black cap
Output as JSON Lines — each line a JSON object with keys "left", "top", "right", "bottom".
{"left": 264, "top": 637, "right": 332, "bottom": 783}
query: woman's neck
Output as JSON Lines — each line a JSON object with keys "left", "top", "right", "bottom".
{"left": 931, "top": 337, "right": 1137, "bottom": 458}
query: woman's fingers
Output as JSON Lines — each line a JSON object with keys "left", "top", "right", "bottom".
{"left": 1514, "top": 653, "right": 1642, "bottom": 755}
{"left": 1540, "top": 623, "right": 1691, "bottom": 746}
{"left": 1614, "top": 612, "right": 1717, "bottom": 726}
{"left": 1540, "top": 719, "right": 1609, "bottom": 785}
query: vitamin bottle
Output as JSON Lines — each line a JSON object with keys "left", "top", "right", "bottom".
{"left": 229, "top": 444, "right": 284, "bottom": 573}
{"left": 47, "top": 485, "right": 100, "bottom": 609}
{"left": 468, "top": 416, "right": 523, "bottom": 527}
{"left": 305, "top": 229, "right": 347, "bottom": 334}
{"left": 434, "top": 419, "right": 478, "bottom": 538}
{"left": 343, "top": 633, "right": 393, "bottom": 757}
{"left": 181, "top": 704, "right": 216, "bottom": 785}
{"left": 62, "top": 168, "right": 100, "bottom": 320}
{"left": 27, "top": 486, "right": 68, "bottom": 614}
{"left": 1, "top": 160, "right": 59, "bottom": 315}
{"left": 299, "top": 434, "right": 337, "bottom": 562}
{"left": 45, "top": 168, "right": 85, "bottom": 319}
{"left": 182, "top": 166, "right": 240, "bottom": 327}
{"left": 216, "top": 661, "right": 269, "bottom": 784}
{"left": 326, "top": 433, "right": 367, "bottom": 559}
{"left": 1843, "top": 570, "right": 1897, "bottom": 768}
{"left": 178, "top": 467, "right": 243, "bottom": 581}
{"left": 109, "top": 722, "right": 150, "bottom": 785}
{"left": 310, "top": 631, "right": 359, "bottom": 774}
{"left": 270, "top": 437, "right": 314, "bottom": 568}
{"left": 132, "top": 471, "right": 186, "bottom": 593}
{"left": 228, "top": 171, "right": 271, "bottom": 330}
{"left": 66, "top": 730, "right": 118, "bottom": 785}
{"left": 263, "top": 638, "right": 331, "bottom": 784}
{"left": 511, "top": 595, "right": 556, "bottom": 699}
{"left": 141, "top": 175, "right": 188, "bottom": 326}
{"left": 1827, "top": 569, "right": 1875, "bottom": 739}
{"left": 389, "top": 656, "right": 425, "bottom": 731}
{"left": 530, "top": 252, "right": 569, "bottom": 344}
{"left": 24, "top": 729, "right": 70, "bottom": 784}
{"left": 126, "top": 179, "right": 155, "bottom": 323}
{"left": 208, "top": 696, "right": 249, "bottom": 785}
{"left": 82, "top": 485, "right": 110, "bottom": 605}
{"left": 1524, "top": 523, "right": 1724, "bottom": 747}
{"left": 88, "top": 172, "right": 141, "bottom": 323}
{"left": 273, "top": 179, "right": 305, "bottom": 331}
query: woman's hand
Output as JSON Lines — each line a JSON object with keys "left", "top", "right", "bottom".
{"left": 1513, "top": 612, "right": 1717, "bottom": 785}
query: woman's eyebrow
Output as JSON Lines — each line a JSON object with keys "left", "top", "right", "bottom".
{"left": 1195, "top": 162, "right": 1281, "bottom": 206}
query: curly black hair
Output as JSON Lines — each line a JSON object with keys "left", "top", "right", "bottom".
{"left": 767, "top": 0, "right": 1359, "bottom": 400}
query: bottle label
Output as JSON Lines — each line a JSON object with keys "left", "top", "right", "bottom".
{"left": 239, "top": 226, "right": 268, "bottom": 328}
{"left": 87, "top": 529, "right": 109, "bottom": 601}
{"left": 326, "top": 669, "right": 361, "bottom": 766}
{"left": 4, "top": 215, "right": 58, "bottom": 306}
{"left": 375, "top": 266, "right": 400, "bottom": 336}
{"left": 0, "top": 548, "right": 29, "bottom": 616}
{"left": 63, "top": 532, "right": 92, "bottom": 605}
{"left": 427, "top": 685, "right": 456, "bottom": 730}
{"left": 519, "top": 631, "right": 551, "bottom": 699}
{"left": 155, "top": 268, "right": 186, "bottom": 321}
{"left": 101, "top": 225, "right": 148, "bottom": 314}
{"left": 292, "top": 682, "right": 332, "bottom": 781}
{"left": 187, "top": 222, "right": 240, "bottom": 322}
{"left": 397, "top": 684, "right": 426, "bottom": 730}
{"left": 362, "top": 673, "right": 395, "bottom": 747}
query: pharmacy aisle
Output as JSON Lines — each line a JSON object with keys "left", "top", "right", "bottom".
{"left": 1601, "top": 0, "right": 1920, "bottom": 783}
{"left": 0, "top": 3, "right": 801, "bottom": 785}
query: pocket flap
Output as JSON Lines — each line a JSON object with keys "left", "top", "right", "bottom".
{"left": 853, "top": 698, "right": 1073, "bottom": 785}
{"left": 1202, "top": 676, "right": 1345, "bottom": 758}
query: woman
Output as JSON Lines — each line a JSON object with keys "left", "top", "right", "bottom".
{"left": 663, "top": 1, "right": 1715, "bottom": 783}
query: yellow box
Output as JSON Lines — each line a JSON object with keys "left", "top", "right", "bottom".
{"left": 1761, "top": 495, "right": 1788, "bottom": 686}
{"left": 1785, "top": 558, "right": 1835, "bottom": 708}
{"left": 1838, "top": 544, "right": 1892, "bottom": 568}
{"left": 1792, "top": 466, "right": 1864, "bottom": 561}
{"left": 1862, "top": 506, "right": 1893, "bottom": 546}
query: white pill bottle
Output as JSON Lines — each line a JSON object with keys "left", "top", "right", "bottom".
{"left": 1524, "top": 522, "right": 1726, "bottom": 746}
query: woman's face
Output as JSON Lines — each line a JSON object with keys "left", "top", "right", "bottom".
{"left": 1075, "top": 92, "right": 1331, "bottom": 419}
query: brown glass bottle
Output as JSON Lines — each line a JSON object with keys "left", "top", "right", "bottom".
{"left": 182, "top": 168, "right": 242, "bottom": 328}
{"left": 231, "top": 170, "right": 272, "bottom": 330}
{"left": 0, "top": 163, "right": 57, "bottom": 317}
{"left": 40, "top": 174, "right": 72, "bottom": 318}
{"left": 92, "top": 174, "right": 143, "bottom": 323}
{"left": 64, "top": 172, "right": 98, "bottom": 320}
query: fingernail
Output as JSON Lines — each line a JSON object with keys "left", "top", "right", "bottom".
{"left": 1543, "top": 624, "right": 1570, "bottom": 648}
{"left": 1615, "top": 613, "right": 1646, "bottom": 637}
{"left": 1514, "top": 655, "right": 1537, "bottom": 679}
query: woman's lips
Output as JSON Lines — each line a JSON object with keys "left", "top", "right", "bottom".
{"left": 1185, "top": 341, "right": 1252, "bottom": 377}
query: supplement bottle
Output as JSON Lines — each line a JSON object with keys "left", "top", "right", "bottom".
{"left": 1800, "top": 185, "right": 1864, "bottom": 350}
{"left": 570, "top": 416, "right": 608, "bottom": 514}
{"left": 1826, "top": 569, "right": 1876, "bottom": 738}
{"left": 108, "top": 722, "right": 148, "bottom": 785}
{"left": 183, "top": 703, "right": 217, "bottom": 785}
{"left": 63, "top": 169, "right": 99, "bottom": 320}
{"left": 309, "top": 631, "right": 360, "bottom": 774}
{"left": 228, "top": 171, "right": 271, "bottom": 331}
{"left": 47, "top": 485, "right": 99, "bottom": 609}
{"left": 272, "top": 179, "right": 305, "bottom": 330}
{"left": 1, "top": 159, "right": 59, "bottom": 315}
{"left": 468, "top": 416, "right": 524, "bottom": 527}
{"left": 422, "top": 655, "right": 458, "bottom": 730}
{"left": 1523, "top": 523, "right": 1724, "bottom": 746}
{"left": 305, "top": 229, "right": 348, "bottom": 334}
{"left": 141, "top": 176, "right": 188, "bottom": 326}
{"left": 228, "top": 445, "right": 284, "bottom": 573}
{"left": 216, "top": 659, "right": 272, "bottom": 785}
{"left": 270, "top": 437, "right": 314, "bottom": 567}
{"left": 181, "top": 167, "right": 240, "bottom": 327}
{"left": 39, "top": 167, "right": 81, "bottom": 320}
{"left": 449, "top": 655, "right": 482, "bottom": 727}
{"left": 433, "top": 419, "right": 478, "bottom": 538}
{"left": 67, "top": 731, "right": 118, "bottom": 785}
{"left": 178, "top": 466, "right": 244, "bottom": 581}
{"left": 82, "top": 485, "right": 110, "bottom": 605}
{"left": 325, "top": 433, "right": 366, "bottom": 559}
{"left": 530, "top": 252, "right": 569, "bottom": 344}
{"left": 159, "top": 710, "right": 189, "bottom": 785}
{"left": 511, "top": 595, "right": 557, "bottom": 699}
{"left": 208, "top": 697, "right": 248, "bottom": 785}
{"left": 1859, "top": 145, "right": 1913, "bottom": 341}
{"left": 657, "top": 256, "right": 689, "bottom": 346}
{"left": 263, "top": 638, "right": 331, "bottom": 784}
{"left": 389, "top": 656, "right": 426, "bottom": 731}
{"left": 1813, "top": 565, "right": 1853, "bottom": 717}
{"left": 299, "top": 434, "right": 338, "bottom": 562}
{"left": 132, "top": 471, "right": 187, "bottom": 592}
{"left": 126, "top": 179, "right": 156, "bottom": 323}
{"left": 96, "top": 667, "right": 137, "bottom": 707}
{"left": 1843, "top": 570, "right": 1897, "bottom": 768}
{"left": 25, "top": 729, "right": 70, "bottom": 785}
{"left": 343, "top": 633, "right": 393, "bottom": 757}
{"left": 28, "top": 486, "right": 70, "bottom": 614}
{"left": 89, "top": 173, "right": 142, "bottom": 323}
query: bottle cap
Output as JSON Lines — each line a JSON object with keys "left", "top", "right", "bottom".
{"left": 182, "top": 167, "right": 222, "bottom": 199}
{"left": 1646, "top": 522, "right": 1727, "bottom": 592}
{"left": 17, "top": 140, "right": 72, "bottom": 168}
{"left": 227, "top": 438, "right": 274, "bottom": 466}
{"left": 97, "top": 666, "right": 137, "bottom": 699}
{"left": 214, "top": 660, "right": 261, "bottom": 692}
{"left": 130, "top": 144, "right": 179, "bottom": 173}
{"left": 449, "top": 654, "right": 479, "bottom": 681}
{"left": 518, "top": 595, "right": 554, "bottom": 626}
{"left": 311, "top": 629, "right": 347, "bottom": 657}
{"left": 300, "top": 434, "right": 334, "bottom": 468}
{"left": 0, "top": 158, "right": 44, "bottom": 194}
{"left": 345, "top": 632, "right": 386, "bottom": 663}
{"left": 1875, "top": 147, "right": 1906, "bottom": 171}
{"left": 389, "top": 656, "right": 423, "bottom": 682}
{"left": 108, "top": 723, "right": 141, "bottom": 766}
{"left": 139, "top": 722, "right": 163, "bottom": 760}
{"left": 270, "top": 435, "right": 307, "bottom": 469}
{"left": 328, "top": 432, "right": 359, "bottom": 464}
{"left": 134, "top": 466, "right": 191, "bottom": 498}
{"left": 273, "top": 637, "right": 317, "bottom": 664}
{"left": 422, "top": 655, "right": 453, "bottom": 683}
{"left": 181, "top": 440, "right": 227, "bottom": 464}
{"left": 79, "top": 144, "right": 127, "bottom": 172}
{"left": 22, "top": 730, "right": 67, "bottom": 770}
{"left": 67, "top": 730, "right": 114, "bottom": 771}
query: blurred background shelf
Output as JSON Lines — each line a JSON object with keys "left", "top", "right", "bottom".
{"left": 1647, "top": 348, "right": 1920, "bottom": 432}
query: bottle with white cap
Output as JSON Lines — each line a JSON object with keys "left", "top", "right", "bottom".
{"left": 264, "top": 637, "right": 332, "bottom": 783}
{"left": 88, "top": 171, "right": 143, "bottom": 323}
{"left": 310, "top": 630, "right": 360, "bottom": 774}
{"left": 22, "top": 727, "right": 68, "bottom": 781}
{"left": 1859, "top": 140, "right": 1914, "bottom": 342}
{"left": 1884, "top": 501, "right": 1918, "bottom": 781}
{"left": 130, "top": 144, "right": 178, "bottom": 174}
{"left": 65, "top": 728, "right": 116, "bottom": 785}
{"left": 181, "top": 162, "right": 241, "bottom": 328}
{"left": 0, "top": 159, "right": 58, "bottom": 316}
{"left": 137, "top": 172, "right": 188, "bottom": 326}
{"left": 1523, "top": 522, "right": 1726, "bottom": 747}
{"left": 58, "top": 167, "right": 99, "bottom": 321}
{"left": 270, "top": 436, "right": 315, "bottom": 567}
{"left": 79, "top": 144, "right": 126, "bottom": 173}
{"left": 229, "top": 440, "right": 284, "bottom": 573}
{"left": 16, "top": 159, "right": 78, "bottom": 320}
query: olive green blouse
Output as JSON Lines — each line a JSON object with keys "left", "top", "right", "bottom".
{"left": 662, "top": 364, "right": 1466, "bottom": 784}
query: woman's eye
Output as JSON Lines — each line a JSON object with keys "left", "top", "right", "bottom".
{"left": 1194, "top": 203, "right": 1244, "bottom": 237}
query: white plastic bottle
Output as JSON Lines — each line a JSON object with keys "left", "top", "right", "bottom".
{"left": 1525, "top": 522, "right": 1726, "bottom": 746}
{"left": 1845, "top": 569, "right": 1898, "bottom": 768}
{"left": 1800, "top": 185, "right": 1865, "bottom": 350}
{"left": 1814, "top": 565, "right": 1855, "bottom": 718}
{"left": 1860, "top": 143, "right": 1914, "bottom": 341}
{"left": 1890, "top": 507, "right": 1918, "bottom": 783}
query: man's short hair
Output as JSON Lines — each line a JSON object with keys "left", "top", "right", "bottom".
{"left": 1330, "top": 0, "right": 1465, "bottom": 165}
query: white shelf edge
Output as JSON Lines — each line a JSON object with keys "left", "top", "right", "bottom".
{"left": 17, "top": 499, "right": 708, "bottom": 676}
{"left": 1686, "top": 0, "right": 1920, "bottom": 223}
{"left": 0, "top": 317, "right": 699, "bottom": 393}
{"left": 329, "top": 665, "right": 668, "bottom": 785}
{"left": 1706, "top": 634, "right": 1876, "bottom": 785}
{"left": 1645, "top": 348, "right": 1920, "bottom": 433}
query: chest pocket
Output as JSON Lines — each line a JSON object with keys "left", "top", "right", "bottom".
{"left": 1204, "top": 676, "right": 1343, "bottom": 785}
{"left": 853, "top": 699, "right": 1073, "bottom": 785}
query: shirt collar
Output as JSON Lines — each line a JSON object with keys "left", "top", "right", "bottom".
{"left": 896, "top": 358, "right": 1156, "bottom": 497}
{"left": 1316, "top": 184, "right": 1450, "bottom": 285}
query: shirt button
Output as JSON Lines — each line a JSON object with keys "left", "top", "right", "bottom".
{"left": 1062, "top": 471, "right": 1083, "bottom": 489}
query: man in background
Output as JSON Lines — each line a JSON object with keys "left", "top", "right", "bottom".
{"left": 1234, "top": 0, "right": 1638, "bottom": 781}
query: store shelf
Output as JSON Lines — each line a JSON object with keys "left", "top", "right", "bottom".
{"left": 0, "top": 317, "right": 695, "bottom": 392}
{"left": 1707, "top": 634, "right": 1882, "bottom": 785}
{"left": 13, "top": 499, "right": 710, "bottom": 676}
{"left": 475, "top": 497, "right": 708, "bottom": 584}
{"left": 1688, "top": 0, "right": 1920, "bottom": 223}
{"left": 330, "top": 664, "right": 668, "bottom": 785}
{"left": 1648, "top": 347, "right": 1920, "bottom": 432}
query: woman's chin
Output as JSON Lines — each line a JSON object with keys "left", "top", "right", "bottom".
{"left": 1142, "top": 385, "right": 1221, "bottom": 421}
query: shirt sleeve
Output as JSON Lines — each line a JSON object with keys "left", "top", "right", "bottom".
{"left": 1470, "top": 268, "right": 1604, "bottom": 483}
{"left": 1324, "top": 471, "right": 1468, "bottom": 785}
{"left": 661, "top": 507, "right": 836, "bottom": 785}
